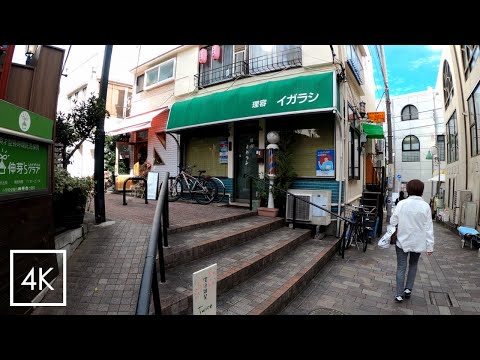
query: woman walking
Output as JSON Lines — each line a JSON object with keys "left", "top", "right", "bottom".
{"left": 390, "top": 179, "right": 434, "bottom": 303}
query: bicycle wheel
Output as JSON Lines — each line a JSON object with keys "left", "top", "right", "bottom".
{"left": 211, "top": 177, "right": 226, "bottom": 203}
{"left": 340, "top": 222, "right": 349, "bottom": 259}
{"left": 168, "top": 178, "right": 183, "bottom": 202}
{"left": 193, "top": 178, "right": 218, "bottom": 204}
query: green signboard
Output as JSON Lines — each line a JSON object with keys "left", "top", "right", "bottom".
{"left": 0, "top": 100, "right": 53, "bottom": 141}
{"left": 167, "top": 72, "right": 335, "bottom": 131}
{"left": 0, "top": 133, "right": 48, "bottom": 194}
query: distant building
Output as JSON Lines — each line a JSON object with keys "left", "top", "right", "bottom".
{"left": 56, "top": 47, "right": 132, "bottom": 177}
{"left": 378, "top": 88, "right": 446, "bottom": 202}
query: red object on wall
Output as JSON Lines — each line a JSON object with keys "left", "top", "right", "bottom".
{"left": 198, "top": 48, "right": 207, "bottom": 64}
{"left": 212, "top": 45, "right": 221, "bottom": 61}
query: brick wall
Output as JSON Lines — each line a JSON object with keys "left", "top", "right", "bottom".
{"left": 148, "top": 109, "right": 179, "bottom": 180}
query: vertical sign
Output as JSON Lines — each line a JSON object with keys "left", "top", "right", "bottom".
{"left": 192, "top": 263, "right": 217, "bottom": 315}
{"left": 219, "top": 139, "right": 228, "bottom": 164}
{"left": 147, "top": 172, "right": 159, "bottom": 200}
{"left": 316, "top": 150, "right": 335, "bottom": 177}
{"left": 387, "top": 164, "right": 394, "bottom": 189}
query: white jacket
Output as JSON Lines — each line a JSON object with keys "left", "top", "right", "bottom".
{"left": 390, "top": 195, "right": 434, "bottom": 253}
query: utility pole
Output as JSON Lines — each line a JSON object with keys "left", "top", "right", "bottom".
{"left": 379, "top": 45, "right": 395, "bottom": 223}
{"left": 94, "top": 45, "right": 113, "bottom": 224}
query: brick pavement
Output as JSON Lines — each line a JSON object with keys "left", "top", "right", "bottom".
{"left": 280, "top": 221, "right": 480, "bottom": 315}
{"left": 32, "top": 194, "right": 252, "bottom": 315}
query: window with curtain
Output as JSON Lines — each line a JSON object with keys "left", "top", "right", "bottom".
{"left": 401, "top": 104, "right": 418, "bottom": 121}
{"left": 185, "top": 125, "right": 229, "bottom": 177}
{"left": 443, "top": 61, "right": 454, "bottom": 109}
{"left": 461, "top": 45, "right": 479, "bottom": 80}
{"left": 249, "top": 45, "right": 301, "bottom": 74}
{"left": 266, "top": 113, "right": 334, "bottom": 177}
{"left": 446, "top": 111, "right": 458, "bottom": 163}
{"left": 347, "top": 104, "right": 360, "bottom": 180}
{"left": 402, "top": 135, "right": 420, "bottom": 162}
{"left": 437, "top": 135, "right": 445, "bottom": 161}
{"left": 468, "top": 82, "right": 480, "bottom": 157}
{"left": 198, "top": 45, "right": 234, "bottom": 87}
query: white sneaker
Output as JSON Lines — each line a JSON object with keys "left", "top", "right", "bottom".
{"left": 395, "top": 295, "right": 403, "bottom": 303}
{"left": 404, "top": 288, "right": 412, "bottom": 298}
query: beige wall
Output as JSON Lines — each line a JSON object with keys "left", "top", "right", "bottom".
{"left": 130, "top": 81, "right": 175, "bottom": 115}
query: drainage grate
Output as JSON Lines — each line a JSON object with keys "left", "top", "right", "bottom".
{"left": 309, "top": 307, "right": 344, "bottom": 315}
{"left": 429, "top": 291, "right": 453, "bottom": 307}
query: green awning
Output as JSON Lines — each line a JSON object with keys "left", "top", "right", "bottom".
{"left": 361, "top": 123, "right": 384, "bottom": 139}
{"left": 167, "top": 72, "right": 336, "bottom": 131}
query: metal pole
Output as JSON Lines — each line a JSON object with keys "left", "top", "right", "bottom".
{"left": 432, "top": 91, "right": 438, "bottom": 198}
{"left": 249, "top": 176, "right": 253, "bottom": 211}
{"left": 379, "top": 45, "right": 394, "bottom": 223}
{"left": 94, "top": 45, "right": 113, "bottom": 224}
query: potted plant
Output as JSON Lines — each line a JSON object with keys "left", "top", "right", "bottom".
{"left": 53, "top": 168, "right": 94, "bottom": 229}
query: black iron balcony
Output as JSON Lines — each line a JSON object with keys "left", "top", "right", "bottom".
{"left": 249, "top": 46, "right": 302, "bottom": 75}
{"left": 195, "top": 60, "right": 248, "bottom": 89}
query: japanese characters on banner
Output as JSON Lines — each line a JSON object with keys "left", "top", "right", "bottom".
{"left": 316, "top": 150, "right": 335, "bottom": 177}
{"left": 193, "top": 263, "right": 217, "bottom": 315}
{"left": 219, "top": 139, "right": 228, "bottom": 164}
{"left": 0, "top": 134, "right": 48, "bottom": 194}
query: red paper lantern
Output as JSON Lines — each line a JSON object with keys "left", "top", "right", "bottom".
{"left": 198, "top": 48, "right": 207, "bottom": 64}
{"left": 212, "top": 45, "right": 221, "bottom": 60}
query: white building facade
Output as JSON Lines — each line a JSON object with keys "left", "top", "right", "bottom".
{"left": 379, "top": 89, "right": 446, "bottom": 202}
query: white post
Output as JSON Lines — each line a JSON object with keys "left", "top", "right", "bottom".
{"left": 266, "top": 131, "right": 280, "bottom": 209}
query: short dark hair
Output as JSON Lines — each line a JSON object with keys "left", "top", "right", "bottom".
{"left": 406, "top": 179, "right": 424, "bottom": 196}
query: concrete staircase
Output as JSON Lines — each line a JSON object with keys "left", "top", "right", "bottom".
{"left": 156, "top": 213, "right": 339, "bottom": 315}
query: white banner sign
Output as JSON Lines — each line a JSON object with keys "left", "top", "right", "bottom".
{"left": 192, "top": 263, "right": 217, "bottom": 315}
{"left": 147, "top": 172, "right": 159, "bottom": 200}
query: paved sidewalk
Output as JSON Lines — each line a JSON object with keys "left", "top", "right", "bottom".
{"left": 281, "top": 221, "right": 480, "bottom": 315}
{"left": 32, "top": 195, "right": 251, "bottom": 315}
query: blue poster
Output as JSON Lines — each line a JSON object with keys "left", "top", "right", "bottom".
{"left": 316, "top": 150, "right": 335, "bottom": 177}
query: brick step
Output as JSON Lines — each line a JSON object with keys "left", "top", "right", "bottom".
{"left": 158, "top": 226, "right": 311, "bottom": 315}
{"left": 216, "top": 237, "right": 339, "bottom": 315}
{"left": 168, "top": 209, "right": 256, "bottom": 234}
{"left": 163, "top": 216, "right": 284, "bottom": 269}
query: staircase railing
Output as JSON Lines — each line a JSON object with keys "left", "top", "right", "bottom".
{"left": 243, "top": 174, "right": 352, "bottom": 228}
{"left": 136, "top": 171, "right": 170, "bottom": 315}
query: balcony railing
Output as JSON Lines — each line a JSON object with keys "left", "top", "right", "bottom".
{"left": 194, "top": 46, "right": 302, "bottom": 89}
{"left": 195, "top": 60, "right": 248, "bottom": 89}
{"left": 346, "top": 45, "right": 364, "bottom": 85}
{"left": 249, "top": 46, "right": 302, "bottom": 75}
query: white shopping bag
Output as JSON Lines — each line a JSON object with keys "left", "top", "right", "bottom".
{"left": 377, "top": 225, "right": 397, "bottom": 249}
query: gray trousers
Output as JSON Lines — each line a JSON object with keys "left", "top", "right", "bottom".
{"left": 395, "top": 245, "right": 421, "bottom": 297}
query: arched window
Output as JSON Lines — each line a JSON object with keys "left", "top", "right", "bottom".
{"left": 402, "top": 135, "right": 420, "bottom": 162}
{"left": 443, "top": 61, "right": 454, "bottom": 109}
{"left": 401, "top": 105, "right": 418, "bottom": 121}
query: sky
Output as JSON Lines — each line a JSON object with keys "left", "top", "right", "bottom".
{"left": 371, "top": 45, "right": 444, "bottom": 99}
{"left": 13, "top": 45, "right": 443, "bottom": 100}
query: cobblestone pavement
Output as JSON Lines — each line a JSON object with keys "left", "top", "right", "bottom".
{"left": 281, "top": 221, "right": 480, "bottom": 315}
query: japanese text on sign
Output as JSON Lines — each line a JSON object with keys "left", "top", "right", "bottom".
{"left": 277, "top": 92, "right": 319, "bottom": 107}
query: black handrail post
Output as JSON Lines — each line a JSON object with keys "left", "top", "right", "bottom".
{"left": 162, "top": 203, "right": 168, "bottom": 247}
{"left": 151, "top": 258, "right": 162, "bottom": 315}
{"left": 157, "top": 218, "right": 166, "bottom": 283}
{"left": 249, "top": 176, "right": 253, "bottom": 211}
{"left": 292, "top": 196, "right": 297, "bottom": 229}
{"left": 144, "top": 178, "right": 148, "bottom": 204}
{"left": 123, "top": 179, "right": 128, "bottom": 205}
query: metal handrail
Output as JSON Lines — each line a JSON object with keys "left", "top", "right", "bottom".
{"left": 136, "top": 171, "right": 170, "bottom": 315}
{"left": 243, "top": 174, "right": 353, "bottom": 228}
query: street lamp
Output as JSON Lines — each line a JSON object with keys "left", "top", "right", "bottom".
{"left": 25, "top": 45, "right": 38, "bottom": 65}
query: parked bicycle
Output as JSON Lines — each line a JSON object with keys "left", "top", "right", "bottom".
{"left": 338, "top": 204, "right": 376, "bottom": 258}
{"left": 210, "top": 177, "right": 226, "bottom": 203}
{"left": 168, "top": 165, "right": 218, "bottom": 204}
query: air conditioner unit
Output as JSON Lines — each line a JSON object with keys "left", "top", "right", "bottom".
{"left": 461, "top": 201, "right": 477, "bottom": 228}
{"left": 286, "top": 189, "right": 331, "bottom": 226}
{"left": 452, "top": 190, "right": 472, "bottom": 224}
